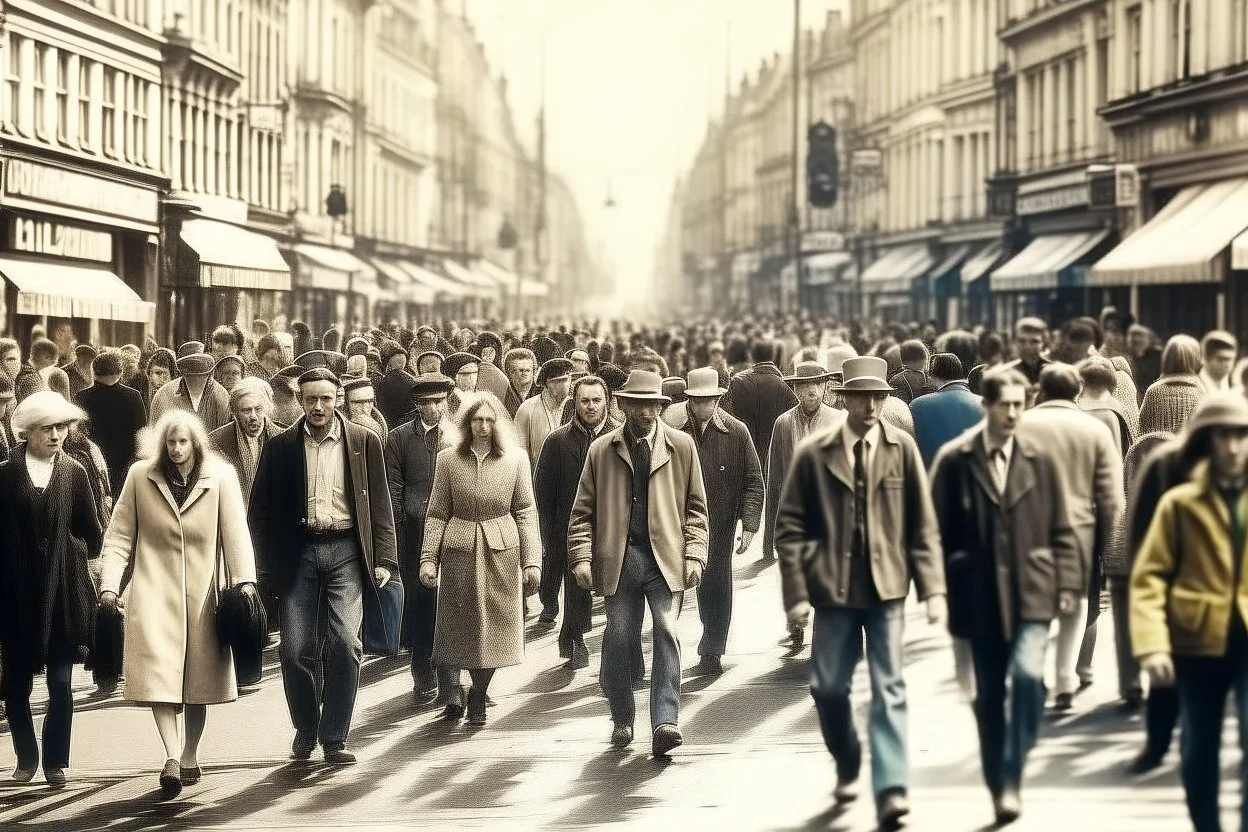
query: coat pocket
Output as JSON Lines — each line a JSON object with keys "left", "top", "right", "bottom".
{"left": 441, "top": 518, "right": 477, "bottom": 557}
{"left": 1166, "top": 586, "right": 1210, "bottom": 639}
{"left": 480, "top": 516, "right": 520, "bottom": 552}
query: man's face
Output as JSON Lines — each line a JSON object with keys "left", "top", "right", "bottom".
{"left": 417, "top": 355, "right": 442, "bottom": 375}
{"left": 1, "top": 347, "right": 20, "bottom": 380}
{"left": 508, "top": 359, "right": 535, "bottom": 390}
{"left": 574, "top": 383, "right": 606, "bottom": 427}
{"left": 300, "top": 380, "right": 338, "bottom": 428}
{"left": 985, "top": 384, "right": 1027, "bottom": 439}
{"left": 687, "top": 396, "right": 719, "bottom": 424}
{"left": 27, "top": 422, "right": 70, "bottom": 460}
{"left": 620, "top": 398, "right": 661, "bottom": 436}
{"left": 1016, "top": 332, "right": 1044, "bottom": 364}
{"left": 211, "top": 339, "right": 238, "bottom": 359}
{"left": 843, "top": 392, "right": 886, "bottom": 434}
{"left": 261, "top": 347, "right": 283, "bottom": 368}
{"left": 546, "top": 376, "right": 571, "bottom": 401}
{"left": 233, "top": 392, "right": 266, "bottom": 437}
{"left": 471, "top": 405, "right": 497, "bottom": 441}
{"left": 1206, "top": 348, "right": 1237, "bottom": 382}
{"left": 148, "top": 364, "right": 172, "bottom": 390}
{"left": 455, "top": 367, "right": 478, "bottom": 392}
{"left": 1211, "top": 427, "right": 1248, "bottom": 482}
{"left": 795, "top": 381, "right": 824, "bottom": 413}
{"left": 416, "top": 397, "right": 446, "bottom": 425}
{"left": 345, "top": 386, "right": 376, "bottom": 422}
{"left": 165, "top": 426, "right": 194, "bottom": 465}
{"left": 215, "top": 363, "right": 243, "bottom": 392}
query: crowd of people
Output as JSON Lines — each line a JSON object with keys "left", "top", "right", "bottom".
{"left": 0, "top": 308, "right": 1243, "bottom": 830}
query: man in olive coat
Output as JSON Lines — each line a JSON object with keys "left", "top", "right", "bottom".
{"left": 775, "top": 356, "right": 945, "bottom": 829}
{"left": 929, "top": 367, "right": 1080, "bottom": 826}
{"left": 673, "top": 368, "right": 764, "bottom": 673}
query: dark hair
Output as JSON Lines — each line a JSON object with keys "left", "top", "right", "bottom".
{"left": 503, "top": 347, "right": 537, "bottom": 371}
{"left": 899, "top": 339, "right": 928, "bottom": 366}
{"left": 979, "top": 331, "right": 1005, "bottom": 362}
{"left": 928, "top": 353, "right": 964, "bottom": 382}
{"left": 30, "top": 338, "right": 59, "bottom": 364}
{"left": 981, "top": 367, "right": 1030, "bottom": 404}
{"left": 938, "top": 331, "right": 979, "bottom": 379}
{"left": 571, "top": 375, "right": 609, "bottom": 401}
{"left": 92, "top": 352, "right": 123, "bottom": 377}
{"left": 297, "top": 367, "right": 341, "bottom": 389}
{"left": 750, "top": 339, "right": 775, "bottom": 364}
{"left": 1037, "top": 363, "right": 1081, "bottom": 402}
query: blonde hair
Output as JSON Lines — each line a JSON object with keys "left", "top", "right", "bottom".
{"left": 146, "top": 409, "right": 214, "bottom": 466}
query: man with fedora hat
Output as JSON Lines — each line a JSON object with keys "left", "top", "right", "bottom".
{"left": 149, "top": 352, "right": 231, "bottom": 433}
{"left": 568, "top": 369, "right": 710, "bottom": 757}
{"left": 767, "top": 360, "right": 847, "bottom": 645}
{"left": 516, "top": 358, "right": 573, "bottom": 481}
{"left": 672, "top": 367, "right": 764, "bottom": 674}
{"left": 776, "top": 355, "right": 945, "bottom": 828}
{"left": 384, "top": 372, "right": 458, "bottom": 702}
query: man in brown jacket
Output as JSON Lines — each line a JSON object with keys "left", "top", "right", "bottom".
{"left": 568, "top": 370, "right": 710, "bottom": 758}
{"left": 775, "top": 356, "right": 945, "bottom": 829}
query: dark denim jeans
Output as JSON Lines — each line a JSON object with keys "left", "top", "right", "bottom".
{"left": 809, "top": 601, "right": 907, "bottom": 798}
{"left": 278, "top": 535, "right": 365, "bottom": 752}
{"left": 407, "top": 578, "right": 438, "bottom": 683}
{"left": 696, "top": 542, "right": 733, "bottom": 658}
{"left": 1174, "top": 634, "right": 1248, "bottom": 832}
{"left": 969, "top": 622, "right": 1048, "bottom": 797}
{"left": 600, "top": 543, "right": 683, "bottom": 729}
{"left": 559, "top": 569, "right": 593, "bottom": 655}
{"left": 4, "top": 653, "right": 74, "bottom": 771}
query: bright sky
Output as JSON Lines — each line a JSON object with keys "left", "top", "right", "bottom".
{"left": 460, "top": 0, "right": 846, "bottom": 308}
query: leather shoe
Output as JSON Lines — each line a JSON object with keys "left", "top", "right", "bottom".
{"left": 179, "top": 766, "right": 201, "bottom": 786}
{"left": 466, "top": 687, "right": 487, "bottom": 726}
{"left": 610, "top": 723, "right": 634, "bottom": 748}
{"left": 568, "top": 642, "right": 590, "bottom": 670}
{"left": 652, "top": 723, "right": 683, "bottom": 757}
{"left": 833, "top": 774, "right": 859, "bottom": 804}
{"left": 1128, "top": 748, "right": 1165, "bottom": 774}
{"left": 290, "top": 730, "right": 316, "bottom": 761}
{"left": 323, "top": 748, "right": 357, "bottom": 766}
{"left": 44, "top": 768, "right": 66, "bottom": 789}
{"left": 695, "top": 655, "right": 723, "bottom": 675}
{"left": 12, "top": 767, "right": 35, "bottom": 784}
{"left": 993, "top": 788, "right": 1021, "bottom": 825}
{"left": 1052, "top": 692, "right": 1074, "bottom": 711}
{"left": 877, "top": 790, "right": 910, "bottom": 828}
{"left": 159, "top": 758, "right": 182, "bottom": 798}
{"left": 442, "top": 686, "right": 466, "bottom": 720}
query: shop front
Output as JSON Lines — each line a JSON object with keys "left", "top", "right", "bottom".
{"left": 989, "top": 226, "right": 1111, "bottom": 332}
{"left": 291, "top": 242, "right": 377, "bottom": 334}
{"left": 399, "top": 260, "right": 470, "bottom": 320}
{"left": 859, "top": 242, "right": 933, "bottom": 324}
{"left": 0, "top": 155, "right": 160, "bottom": 349}
{"left": 958, "top": 239, "right": 1006, "bottom": 329}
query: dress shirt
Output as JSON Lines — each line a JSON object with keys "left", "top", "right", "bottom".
{"left": 841, "top": 422, "right": 880, "bottom": 475}
{"left": 303, "top": 417, "right": 353, "bottom": 531}
{"left": 982, "top": 433, "right": 1014, "bottom": 495}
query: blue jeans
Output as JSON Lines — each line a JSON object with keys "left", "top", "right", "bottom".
{"left": 279, "top": 535, "right": 365, "bottom": 752}
{"left": 4, "top": 653, "right": 74, "bottom": 771}
{"left": 600, "top": 543, "right": 684, "bottom": 728}
{"left": 969, "top": 623, "right": 1048, "bottom": 797}
{"left": 810, "top": 601, "right": 907, "bottom": 798}
{"left": 1174, "top": 632, "right": 1248, "bottom": 832}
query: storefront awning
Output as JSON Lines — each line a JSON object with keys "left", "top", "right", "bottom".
{"left": 990, "top": 228, "right": 1110, "bottom": 292}
{"left": 179, "top": 219, "right": 291, "bottom": 291}
{"left": 476, "top": 259, "right": 519, "bottom": 287}
{"left": 398, "top": 261, "right": 469, "bottom": 298}
{"left": 961, "top": 239, "right": 1005, "bottom": 285}
{"left": 441, "top": 259, "right": 499, "bottom": 299}
{"left": 927, "top": 245, "right": 971, "bottom": 279}
{"left": 292, "top": 243, "right": 376, "bottom": 293}
{"left": 1090, "top": 179, "right": 1248, "bottom": 287}
{"left": 369, "top": 258, "right": 436, "bottom": 305}
{"left": 805, "top": 251, "right": 852, "bottom": 286}
{"left": 0, "top": 257, "right": 154, "bottom": 323}
{"left": 861, "top": 244, "right": 933, "bottom": 293}
{"left": 1231, "top": 229, "right": 1248, "bottom": 271}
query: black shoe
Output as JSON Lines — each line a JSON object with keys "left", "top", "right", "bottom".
{"left": 877, "top": 790, "right": 910, "bottom": 828}
{"left": 695, "top": 655, "right": 723, "bottom": 675}
{"left": 610, "top": 723, "right": 634, "bottom": 747}
{"left": 993, "top": 787, "right": 1021, "bottom": 825}
{"left": 1128, "top": 748, "right": 1165, "bottom": 774}
{"left": 1052, "top": 692, "right": 1074, "bottom": 712}
{"left": 11, "top": 767, "right": 35, "bottom": 784}
{"left": 290, "top": 730, "right": 316, "bottom": 761}
{"left": 787, "top": 628, "right": 805, "bottom": 648}
{"left": 833, "top": 774, "right": 859, "bottom": 804}
{"left": 179, "top": 766, "right": 201, "bottom": 786}
{"left": 323, "top": 748, "right": 357, "bottom": 766}
{"left": 159, "top": 759, "right": 182, "bottom": 798}
{"left": 568, "top": 642, "right": 590, "bottom": 670}
{"left": 413, "top": 663, "right": 438, "bottom": 699}
{"left": 1120, "top": 690, "right": 1143, "bottom": 712}
{"left": 466, "top": 687, "right": 487, "bottom": 725}
{"left": 442, "top": 686, "right": 466, "bottom": 720}
{"left": 652, "top": 723, "right": 683, "bottom": 757}
{"left": 44, "top": 768, "right": 66, "bottom": 789}
{"left": 537, "top": 608, "right": 557, "bottom": 625}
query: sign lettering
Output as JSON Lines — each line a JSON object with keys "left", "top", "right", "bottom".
{"left": 4, "top": 159, "right": 158, "bottom": 224}
{"left": 10, "top": 218, "right": 113, "bottom": 262}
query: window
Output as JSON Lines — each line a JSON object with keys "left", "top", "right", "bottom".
{"left": 1027, "top": 70, "right": 1042, "bottom": 169}
{"left": 1096, "top": 37, "right": 1111, "bottom": 154}
{"left": 1169, "top": 0, "right": 1187, "bottom": 81}
{"left": 5, "top": 33, "right": 21, "bottom": 132}
{"left": 102, "top": 67, "right": 116, "bottom": 157}
{"left": 32, "top": 43, "right": 46, "bottom": 138}
{"left": 131, "top": 79, "right": 147, "bottom": 165}
{"left": 1002, "top": 87, "right": 1017, "bottom": 171}
{"left": 78, "top": 60, "right": 91, "bottom": 148}
{"left": 55, "top": 51, "right": 68, "bottom": 143}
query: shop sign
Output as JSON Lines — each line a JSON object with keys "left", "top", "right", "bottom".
{"left": 3, "top": 159, "right": 158, "bottom": 224}
{"left": 1088, "top": 164, "right": 1140, "bottom": 209}
{"left": 1016, "top": 183, "right": 1089, "bottom": 215}
{"left": 802, "top": 230, "right": 846, "bottom": 252}
{"left": 986, "top": 177, "right": 1017, "bottom": 218}
{"left": 9, "top": 218, "right": 112, "bottom": 262}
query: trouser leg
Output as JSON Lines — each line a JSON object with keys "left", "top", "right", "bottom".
{"left": 809, "top": 608, "right": 864, "bottom": 779}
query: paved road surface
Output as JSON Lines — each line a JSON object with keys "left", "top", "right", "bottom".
{"left": 0, "top": 542, "right": 1234, "bottom": 830}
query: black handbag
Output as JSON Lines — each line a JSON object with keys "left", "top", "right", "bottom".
{"left": 363, "top": 575, "right": 405, "bottom": 656}
{"left": 86, "top": 603, "right": 124, "bottom": 680}
{"left": 213, "top": 525, "right": 269, "bottom": 686}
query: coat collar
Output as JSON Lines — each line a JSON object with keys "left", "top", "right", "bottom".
{"left": 609, "top": 419, "right": 674, "bottom": 476}
{"left": 750, "top": 362, "right": 782, "bottom": 377}
{"left": 814, "top": 418, "right": 901, "bottom": 491}
{"left": 952, "top": 425, "right": 1038, "bottom": 508}
{"left": 1033, "top": 399, "right": 1081, "bottom": 413}
{"left": 673, "top": 407, "right": 730, "bottom": 436}
{"left": 145, "top": 458, "right": 217, "bottom": 515}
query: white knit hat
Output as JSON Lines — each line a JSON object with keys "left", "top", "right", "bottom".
{"left": 10, "top": 390, "right": 85, "bottom": 437}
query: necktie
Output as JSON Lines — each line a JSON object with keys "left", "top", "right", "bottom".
{"left": 991, "top": 448, "right": 1007, "bottom": 494}
{"left": 852, "top": 439, "right": 869, "bottom": 560}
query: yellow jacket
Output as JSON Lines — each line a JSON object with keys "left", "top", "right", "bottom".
{"left": 1131, "top": 461, "right": 1248, "bottom": 658}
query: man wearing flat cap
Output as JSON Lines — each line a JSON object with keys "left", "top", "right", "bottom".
{"left": 568, "top": 369, "right": 710, "bottom": 758}
{"left": 776, "top": 356, "right": 946, "bottom": 827}
{"left": 343, "top": 377, "right": 388, "bottom": 443}
{"left": 75, "top": 351, "right": 147, "bottom": 498}
{"left": 149, "top": 353, "right": 231, "bottom": 433}
{"left": 515, "top": 358, "right": 573, "bottom": 481}
{"left": 442, "top": 352, "right": 480, "bottom": 418}
{"left": 384, "top": 373, "right": 458, "bottom": 702}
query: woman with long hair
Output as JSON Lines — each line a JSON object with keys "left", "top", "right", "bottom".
{"left": 1139, "top": 335, "right": 1206, "bottom": 436}
{"left": 419, "top": 392, "right": 541, "bottom": 725}
{"left": 0, "top": 393, "right": 102, "bottom": 788}
{"left": 97, "top": 410, "right": 258, "bottom": 798}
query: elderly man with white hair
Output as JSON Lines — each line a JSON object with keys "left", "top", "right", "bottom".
{"left": 209, "top": 376, "right": 283, "bottom": 500}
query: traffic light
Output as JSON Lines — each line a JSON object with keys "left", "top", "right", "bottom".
{"left": 807, "top": 121, "right": 839, "bottom": 209}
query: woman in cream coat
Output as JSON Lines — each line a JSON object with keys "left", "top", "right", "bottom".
{"left": 98, "top": 410, "right": 258, "bottom": 798}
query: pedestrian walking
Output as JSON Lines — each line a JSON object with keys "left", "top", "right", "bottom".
{"left": 1131, "top": 392, "right": 1248, "bottom": 832}
{"left": 502, "top": 348, "right": 538, "bottom": 417}
{"left": 567, "top": 369, "right": 710, "bottom": 757}
{"left": 74, "top": 351, "right": 146, "bottom": 498}
{"left": 419, "top": 392, "right": 541, "bottom": 725}
{"left": 775, "top": 356, "right": 945, "bottom": 828}
{"left": 930, "top": 368, "right": 1081, "bottom": 825}
{"left": 0, "top": 393, "right": 102, "bottom": 789}
{"left": 534, "top": 375, "right": 619, "bottom": 669}
{"left": 248, "top": 367, "right": 399, "bottom": 766}
{"left": 374, "top": 341, "right": 415, "bottom": 429}
{"left": 515, "top": 358, "right": 573, "bottom": 480}
{"left": 673, "top": 368, "right": 764, "bottom": 673}
{"left": 1139, "top": 335, "right": 1207, "bottom": 436}
{"left": 149, "top": 353, "right": 231, "bottom": 433}
{"left": 98, "top": 410, "right": 259, "bottom": 798}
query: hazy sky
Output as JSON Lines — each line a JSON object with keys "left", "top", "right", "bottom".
{"left": 459, "top": 0, "right": 846, "bottom": 305}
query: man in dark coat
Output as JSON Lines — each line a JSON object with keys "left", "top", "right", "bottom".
{"left": 74, "top": 351, "right": 146, "bottom": 498}
{"left": 384, "top": 373, "right": 457, "bottom": 700}
{"left": 929, "top": 367, "right": 1080, "bottom": 826}
{"left": 673, "top": 368, "right": 764, "bottom": 673}
{"left": 374, "top": 341, "right": 415, "bottom": 429}
{"left": 721, "top": 339, "right": 797, "bottom": 560}
{"left": 910, "top": 354, "right": 982, "bottom": 468}
{"left": 888, "top": 340, "right": 931, "bottom": 404}
{"left": 534, "top": 374, "right": 619, "bottom": 669}
{"left": 1127, "top": 324, "right": 1162, "bottom": 402}
{"left": 63, "top": 344, "right": 96, "bottom": 397}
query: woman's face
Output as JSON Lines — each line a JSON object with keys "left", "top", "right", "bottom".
{"left": 215, "top": 362, "right": 243, "bottom": 391}
{"left": 165, "top": 427, "right": 194, "bottom": 465}
{"left": 470, "top": 406, "right": 496, "bottom": 441}
{"left": 148, "top": 364, "right": 172, "bottom": 390}
{"left": 1, "top": 347, "right": 20, "bottom": 380}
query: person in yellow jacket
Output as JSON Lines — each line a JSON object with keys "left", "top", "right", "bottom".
{"left": 1131, "top": 391, "right": 1248, "bottom": 832}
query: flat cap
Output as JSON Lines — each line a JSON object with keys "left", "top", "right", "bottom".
{"left": 177, "top": 353, "right": 215, "bottom": 375}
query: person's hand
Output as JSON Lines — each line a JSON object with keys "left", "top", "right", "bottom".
{"left": 99, "top": 590, "right": 118, "bottom": 609}
{"left": 522, "top": 566, "right": 541, "bottom": 595}
{"left": 685, "top": 560, "right": 704, "bottom": 589}
{"left": 786, "top": 601, "right": 812, "bottom": 630}
{"left": 736, "top": 530, "right": 756, "bottom": 555}
{"left": 419, "top": 562, "right": 438, "bottom": 588}
{"left": 374, "top": 567, "right": 391, "bottom": 588}
{"left": 1140, "top": 652, "right": 1175, "bottom": 687}
{"left": 926, "top": 594, "right": 948, "bottom": 626}
{"left": 572, "top": 562, "right": 593, "bottom": 590}
{"left": 1058, "top": 590, "right": 1079, "bottom": 615}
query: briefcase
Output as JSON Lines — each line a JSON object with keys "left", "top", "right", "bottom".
{"left": 363, "top": 576, "right": 405, "bottom": 656}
